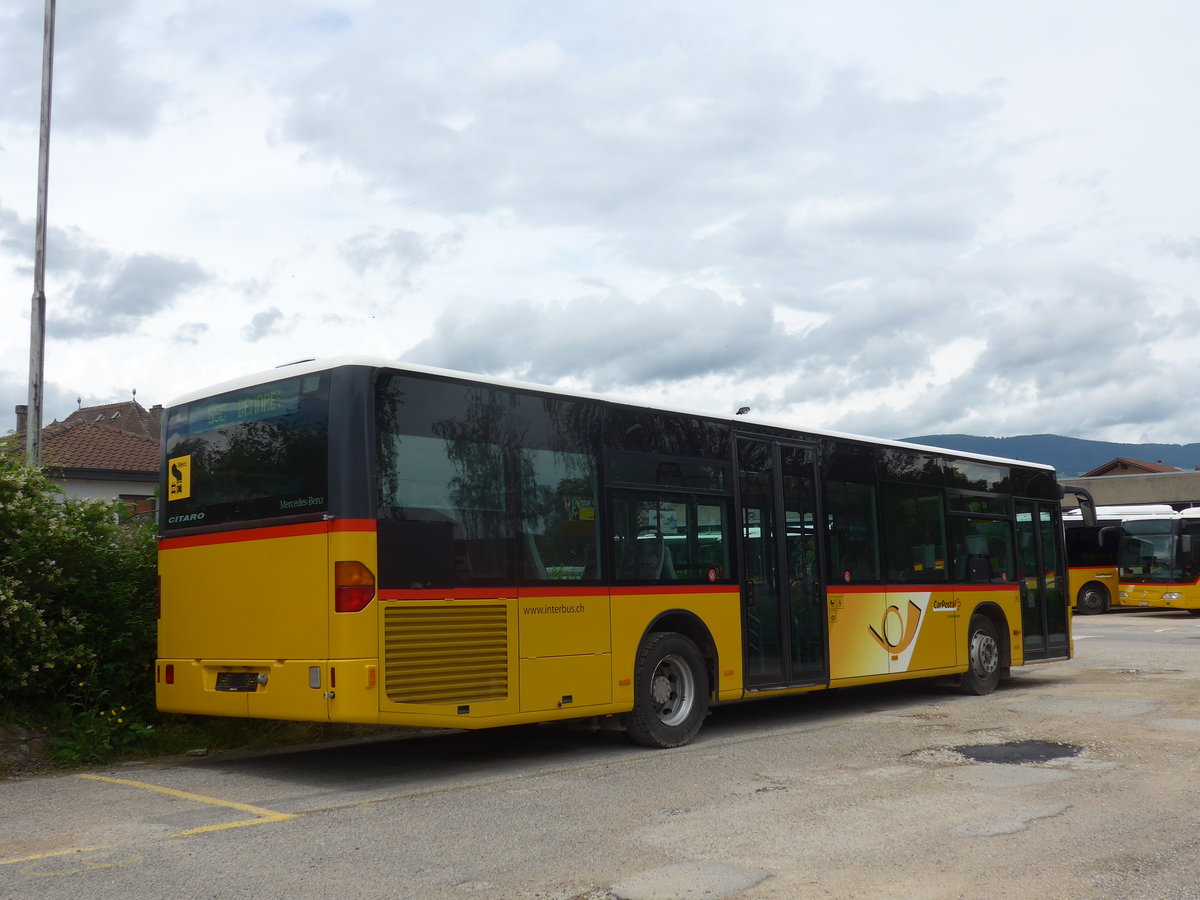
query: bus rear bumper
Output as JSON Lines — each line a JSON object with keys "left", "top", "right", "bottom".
{"left": 155, "top": 657, "right": 381, "bottom": 723}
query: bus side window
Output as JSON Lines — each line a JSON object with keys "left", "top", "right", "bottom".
{"left": 951, "top": 517, "right": 1014, "bottom": 584}
{"left": 825, "top": 480, "right": 880, "bottom": 583}
{"left": 518, "top": 448, "right": 601, "bottom": 583}
{"left": 610, "top": 493, "right": 732, "bottom": 584}
{"left": 881, "top": 483, "right": 947, "bottom": 582}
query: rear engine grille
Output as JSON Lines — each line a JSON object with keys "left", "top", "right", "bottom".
{"left": 383, "top": 603, "right": 509, "bottom": 704}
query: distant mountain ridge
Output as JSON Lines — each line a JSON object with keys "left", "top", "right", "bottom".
{"left": 900, "top": 433, "right": 1200, "bottom": 478}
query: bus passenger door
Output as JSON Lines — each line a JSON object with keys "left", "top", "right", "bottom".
{"left": 737, "top": 438, "right": 827, "bottom": 689}
{"left": 1015, "top": 500, "right": 1069, "bottom": 660}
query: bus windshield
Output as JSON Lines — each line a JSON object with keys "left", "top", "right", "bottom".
{"left": 163, "top": 372, "right": 331, "bottom": 531}
{"left": 1119, "top": 520, "right": 1183, "bottom": 581}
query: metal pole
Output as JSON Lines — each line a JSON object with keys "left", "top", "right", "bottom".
{"left": 26, "top": 0, "right": 55, "bottom": 467}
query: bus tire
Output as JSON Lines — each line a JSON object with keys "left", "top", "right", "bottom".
{"left": 960, "top": 614, "right": 1002, "bottom": 695}
{"left": 627, "top": 632, "right": 708, "bottom": 748}
{"left": 1076, "top": 582, "right": 1110, "bottom": 615}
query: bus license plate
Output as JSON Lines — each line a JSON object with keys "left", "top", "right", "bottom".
{"left": 215, "top": 672, "right": 260, "bottom": 692}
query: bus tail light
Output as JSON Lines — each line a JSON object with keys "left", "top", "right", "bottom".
{"left": 335, "top": 561, "right": 376, "bottom": 612}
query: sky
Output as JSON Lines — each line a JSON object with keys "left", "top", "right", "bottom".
{"left": 2, "top": 1, "right": 1199, "bottom": 445}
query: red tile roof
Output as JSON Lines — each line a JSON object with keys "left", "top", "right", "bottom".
{"left": 1082, "top": 457, "right": 1182, "bottom": 477}
{"left": 57, "top": 400, "right": 163, "bottom": 441}
{"left": 41, "top": 421, "right": 160, "bottom": 472}
{"left": 8, "top": 400, "right": 162, "bottom": 473}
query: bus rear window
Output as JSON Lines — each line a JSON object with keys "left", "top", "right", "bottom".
{"left": 163, "top": 373, "right": 330, "bottom": 530}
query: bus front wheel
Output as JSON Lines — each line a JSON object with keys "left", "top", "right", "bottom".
{"left": 627, "top": 632, "right": 708, "bottom": 748}
{"left": 1076, "top": 582, "right": 1110, "bottom": 615}
{"left": 960, "top": 614, "right": 1002, "bottom": 695}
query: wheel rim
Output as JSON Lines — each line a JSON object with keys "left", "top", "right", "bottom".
{"left": 649, "top": 652, "right": 696, "bottom": 727}
{"left": 969, "top": 630, "right": 999, "bottom": 679}
{"left": 1081, "top": 588, "right": 1103, "bottom": 612}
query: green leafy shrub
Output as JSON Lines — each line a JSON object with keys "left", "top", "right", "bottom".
{"left": 0, "top": 452, "right": 158, "bottom": 764}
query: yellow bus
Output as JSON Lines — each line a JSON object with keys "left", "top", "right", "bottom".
{"left": 156, "top": 358, "right": 1086, "bottom": 747}
{"left": 1118, "top": 509, "right": 1200, "bottom": 614}
{"left": 1063, "top": 505, "right": 1173, "bottom": 615}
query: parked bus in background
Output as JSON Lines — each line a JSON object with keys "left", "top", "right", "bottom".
{"left": 156, "top": 358, "right": 1090, "bottom": 747}
{"left": 1063, "top": 505, "right": 1174, "bottom": 615}
{"left": 1118, "top": 508, "right": 1200, "bottom": 614}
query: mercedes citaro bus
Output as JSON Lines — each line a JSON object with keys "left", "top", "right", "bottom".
{"left": 156, "top": 358, "right": 1092, "bottom": 747}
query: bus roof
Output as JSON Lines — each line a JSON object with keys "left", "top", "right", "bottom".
{"left": 1063, "top": 504, "right": 1177, "bottom": 520}
{"left": 165, "top": 355, "right": 1056, "bottom": 473}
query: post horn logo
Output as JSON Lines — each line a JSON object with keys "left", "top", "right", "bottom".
{"left": 869, "top": 599, "right": 922, "bottom": 653}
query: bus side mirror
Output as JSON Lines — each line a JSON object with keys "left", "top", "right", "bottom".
{"left": 1059, "top": 485, "right": 1097, "bottom": 527}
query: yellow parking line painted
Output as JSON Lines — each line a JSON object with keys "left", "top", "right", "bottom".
{"left": 77, "top": 774, "right": 297, "bottom": 836}
{"left": 1, "top": 845, "right": 113, "bottom": 868}
{"left": 0, "top": 774, "right": 298, "bottom": 868}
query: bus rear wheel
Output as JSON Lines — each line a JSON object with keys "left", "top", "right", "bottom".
{"left": 1076, "top": 582, "right": 1110, "bottom": 615}
{"left": 960, "top": 614, "right": 1001, "bottom": 695}
{"left": 627, "top": 632, "right": 708, "bottom": 748}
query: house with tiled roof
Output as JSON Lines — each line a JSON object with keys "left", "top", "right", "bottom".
{"left": 10, "top": 399, "right": 163, "bottom": 513}
{"left": 1081, "top": 457, "right": 1182, "bottom": 477}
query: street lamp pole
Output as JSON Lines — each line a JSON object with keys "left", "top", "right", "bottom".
{"left": 26, "top": 0, "right": 55, "bottom": 467}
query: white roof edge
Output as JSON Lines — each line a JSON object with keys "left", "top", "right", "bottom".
{"left": 166, "top": 357, "right": 1056, "bottom": 472}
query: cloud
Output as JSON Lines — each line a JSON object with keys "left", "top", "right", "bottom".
{"left": 0, "top": 203, "right": 210, "bottom": 338}
{"left": 276, "top": 24, "right": 1005, "bottom": 296}
{"left": 339, "top": 226, "right": 462, "bottom": 287}
{"left": 1157, "top": 236, "right": 1200, "bottom": 260}
{"left": 243, "top": 307, "right": 285, "bottom": 342}
{"left": 4, "top": 3, "right": 1200, "bottom": 447}
{"left": 403, "top": 284, "right": 779, "bottom": 389}
{"left": 0, "top": 0, "right": 168, "bottom": 137}
{"left": 174, "top": 322, "right": 209, "bottom": 344}
{"left": 52, "top": 252, "right": 210, "bottom": 339}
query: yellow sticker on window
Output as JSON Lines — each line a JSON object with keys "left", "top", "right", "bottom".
{"left": 167, "top": 455, "right": 192, "bottom": 501}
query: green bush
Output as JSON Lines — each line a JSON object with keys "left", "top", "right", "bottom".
{"left": 0, "top": 452, "right": 158, "bottom": 763}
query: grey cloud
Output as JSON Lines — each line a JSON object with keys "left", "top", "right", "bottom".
{"left": 824, "top": 271, "right": 1200, "bottom": 441}
{"left": 402, "top": 285, "right": 778, "bottom": 389}
{"left": 0, "top": 0, "right": 167, "bottom": 136}
{"left": 339, "top": 226, "right": 462, "bottom": 286}
{"left": 0, "top": 202, "right": 211, "bottom": 338}
{"left": 1157, "top": 237, "right": 1200, "bottom": 260}
{"left": 244, "top": 307, "right": 284, "bottom": 342}
{"left": 52, "top": 252, "right": 211, "bottom": 339}
{"left": 276, "top": 28, "right": 1006, "bottom": 294}
{"left": 0, "top": 206, "right": 24, "bottom": 258}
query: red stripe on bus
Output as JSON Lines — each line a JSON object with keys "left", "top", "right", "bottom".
{"left": 608, "top": 585, "right": 734, "bottom": 596}
{"left": 832, "top": 583, "right": 1017, "bottom": 593}
{"left": 379, "top": 588, "right": 518, "bottom": 601}
{"left": 160, "top": 518, "right": 376, "bottom": 550}
{"left": 378, "top": 584, "right": 735, "bottom": 601}
{"left": 376, "top": 582, "right": 1020, "bottom": 601}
